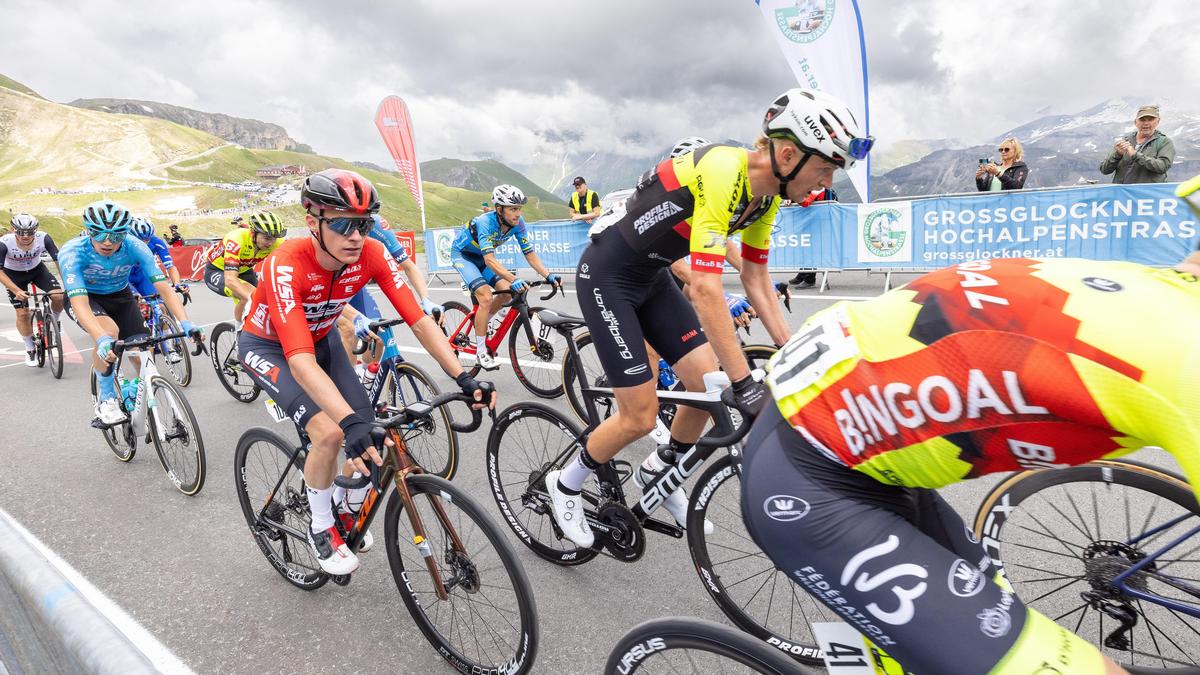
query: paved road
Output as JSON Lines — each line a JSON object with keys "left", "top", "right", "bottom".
{"left": 0, "top": 270, "right": 1182, "bottom": 674}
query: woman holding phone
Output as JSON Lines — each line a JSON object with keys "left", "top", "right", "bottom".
{"left": 975, "top": 136, "right": 1028, "bottom": 191}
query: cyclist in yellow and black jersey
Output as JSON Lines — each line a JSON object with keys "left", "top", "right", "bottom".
{"left": 544, "top": 88, "right": 874, "bottom": 546}
{"left": 203, "top": 211, "right": 284, "bottom": 321}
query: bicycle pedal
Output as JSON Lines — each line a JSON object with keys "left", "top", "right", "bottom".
{"left": 331, "top": 573, "right": 352, "bottom": 586}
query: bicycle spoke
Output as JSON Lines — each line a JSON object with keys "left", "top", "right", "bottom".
{"left": 1034, "top": 490, "right": 1095, "bottom": 548}
{"left": 1026, "top": 576, "right": 1085, "bottom": 605}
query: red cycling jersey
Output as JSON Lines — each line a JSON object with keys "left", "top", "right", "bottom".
{"left": 243, "top": 238, "right": 423, "bottom": 358}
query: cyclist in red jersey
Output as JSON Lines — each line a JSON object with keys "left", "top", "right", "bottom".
{"left": 238, "top": 169, "right": 494, "bottom": 576}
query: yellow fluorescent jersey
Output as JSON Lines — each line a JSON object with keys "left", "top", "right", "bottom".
{"left": 765, "top": 257, "right": 1200, "bottom": 493}
{"left": 206, "top": 228, "right": 281, "bottom": 274}
{"left": 612, "top": 144, "right": 779, "bottom": 272}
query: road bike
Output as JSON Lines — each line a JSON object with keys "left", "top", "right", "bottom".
{"left": 974, "top": 458, "right": 1200, "bottom": 672}
{"left": 88, "top": 332, "right": 208, "bottom": 496}
{"left": 209, "top": 321, "right": 260, "bottom": 402}
{"left": 26, "top": 289, "right": 63, "bottom": 379}
{"left": 233, "top": 390, "right": 539, "bottom": 674}
{"left": 605, "top": 617, "right": 807, "bottom": 674}
{"left": 353, "top": 317, "right": 458, "bottom": 479}
{"left": 137, "top": 293, "right": 192, "bottom": 386}
{"left": 439, "top": 280, "right": 567, "bottom": 397}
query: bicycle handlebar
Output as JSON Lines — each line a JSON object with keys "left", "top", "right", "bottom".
{"left": 694, "top": 388, "right": 757, "bottom": 450}
{"left": 351, "top": 317, "right": 406, "bottom": 355}
{"left": 333, "top": 390, "right": 491, "bottom": 490}
{"left": 492, "top": 279, "right": 562, "bottom": 305}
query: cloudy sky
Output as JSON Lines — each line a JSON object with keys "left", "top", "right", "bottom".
{"left": 3, "top": 0, "right": 1198, "bottom": 167}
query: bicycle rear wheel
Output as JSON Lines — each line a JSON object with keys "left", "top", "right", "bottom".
{"left": 383, "top": 361, "right": 458, "bottom": 480}
{"left": 973, "top": 459, "right": 1200, "bottom": 672}
{"left": 439, "top": 300, "right": 479, "bottom": 376}
{"left": 147, "top": 375, "right": 206, "bottom": 495}
{"left": 211, "top": 322, "right": 259, "bottom": 402}
{"left": 384, "top": 473, "right": 539, "bottom": 674}
{"left": 605, "top": 617, "right": 808, "bottom": 674}
{"left": 233, "top": 427, "right": 327, "bottom": 590}
{"left": 90, "top": 369, "right": 136, "bottom": 461}
{"left": 560, "top": 331, "right": 615, "bottom": 426}
{"left": 687, "top": 455, "right": 830, "bottom": 666}
{"left": 156, "top": 314, "right": 192, "bottom": 387}
{"left": 508, "top": 306, "right": 565, "bottom": 398}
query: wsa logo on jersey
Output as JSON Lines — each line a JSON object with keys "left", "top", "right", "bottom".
{"left": 775, "top": 0, "right": 835, "bottom": 44}
{"left": 763, "top": 495, "right": 810, "bottom": 522}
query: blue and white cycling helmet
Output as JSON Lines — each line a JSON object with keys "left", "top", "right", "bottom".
{"left": 129, "top": 216, "right": 155, "bottom": 241}
{"left": 82, "top": 200, "right": 133, "bottom": 237}
{"left": 491, "top": 185, "right": 527, "bottom": 207}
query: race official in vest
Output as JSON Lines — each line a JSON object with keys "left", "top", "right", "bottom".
{"left": 568, "top": 176, "right": 602, "bottom": 223}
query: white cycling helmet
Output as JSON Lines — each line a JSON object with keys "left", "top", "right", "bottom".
{"left": 669, "top": 136, "right": 710, "bottom": 159}
{"left": 763, "top": 88, "right": 871, "bottom": 169}
{"left": 491, "top": 184, "right": 528, "bottom": 207}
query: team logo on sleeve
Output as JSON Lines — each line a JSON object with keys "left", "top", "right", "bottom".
{"left": 763, "top": 495, "right": 810, "bottom": 522}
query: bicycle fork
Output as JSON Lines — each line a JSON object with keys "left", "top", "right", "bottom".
{"left": 391, "top": 432, "right": 467, "bottom": 601}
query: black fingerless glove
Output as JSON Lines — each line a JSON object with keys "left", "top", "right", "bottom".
{"left": 339, "top": 413, "right": 375, "bottom": 460}
{"left": 731, "top": 374, "right": 768, "bottom": 417}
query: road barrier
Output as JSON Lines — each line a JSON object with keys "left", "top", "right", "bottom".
{"left": 0, "top": 508, "right": 192, "bottom": 674}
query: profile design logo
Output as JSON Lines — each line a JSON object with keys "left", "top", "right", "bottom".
{"left": 775, "top": 0, "right": 835, "bottom": 44}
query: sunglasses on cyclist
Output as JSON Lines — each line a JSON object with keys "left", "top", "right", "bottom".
{"left": 90, "top": 230, "right": 127, "bottom": 243}
{"left": 13, "top": 229, "right": 37, "bottom": 237}
{"left": 316, "top": 215, "right": 374, "bottom": 237}
{"left": 837, "top": 135, "right": 875, "bottom": 161}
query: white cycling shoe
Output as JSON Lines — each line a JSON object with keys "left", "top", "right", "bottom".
{"left": 545, "top": 470, "right": 594, "bottom": 548}
{"left": 24, "top": 350, "right": 37, "bottom": 367}
{"left": 475, "top": 350, "right": 499, "bottom": 371}
{"left": 95, "top": 398, "right": 128, "bottom": 425}
{"left": 338, "top": 510, "right": 373, "bottom": 553}
{"left": 635, "top": 469, "right": 714, "bottom": 535}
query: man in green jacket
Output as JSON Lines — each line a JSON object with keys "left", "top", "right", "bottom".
{"left": 1099, "top": 105, "right": 1175, "bottom": 183}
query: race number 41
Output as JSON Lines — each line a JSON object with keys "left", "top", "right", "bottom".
{"left": 812, "top": 622, "right": 909, "bottom": 675}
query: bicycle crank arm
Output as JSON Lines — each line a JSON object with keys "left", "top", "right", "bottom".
{"left": 640, "top": 517, "right": 683, "bottom": 539}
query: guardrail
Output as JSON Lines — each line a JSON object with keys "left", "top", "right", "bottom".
{"left": 0, "top": 508, "right": 192, "bottom": 674}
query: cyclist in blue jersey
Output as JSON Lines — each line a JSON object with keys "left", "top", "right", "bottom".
{"left": 59, "top": 201, "right": 201, "bottom": 425}
{"left": 338, "top": 214, "right": 443, "bottom": 367}
{"left": 127, "top": 217, "right": 189, "bottom": 302}
{"left": 451, "top": 184, "right": 560, "bottom": 370}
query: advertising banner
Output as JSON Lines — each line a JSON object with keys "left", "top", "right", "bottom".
{"left": 375, "top": 96, "right": 427, "bottom": 230}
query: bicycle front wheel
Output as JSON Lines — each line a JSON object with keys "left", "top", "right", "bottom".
{"left": 383, "top": 361, "right": 458, "bottom": 480}
{"left": 211, "top": 322, "right": 259, "bottom": 402}
{"left": 45, "top": 310, "right": 64, "bottom": 379}
{"left": 973, "top": 459, "right": 1200, "bottom": 672}
{"left": 687, "top": 455, "right": 830, "bottom": 666}
{"left": 147, "top": 375, "right": 206, "bottom": 495}
{"left": 605, "top": 617, "right": 808, "bottom": 675}
{"left": 90, "top": 369, "right": 136, "bottom": 461}
{"left": 560, "top": 330, "right": 616, "bottom": 426}
{"left": 33, "top": 311, "right": 46, "bottom": 368}
{"left": 439, "top": 300, "right": 479, "bottom": 377}
{"left": 156, "top": 314, "right": 192, "bottom": 387}
{"left": 507, "top": 306, "right": 565, "bottom": 398}
{"left": 233, "top": 427, "right": 327, "bottom": 590}
{"left": 384, "top": 473, "right": 539, "bottom": 674}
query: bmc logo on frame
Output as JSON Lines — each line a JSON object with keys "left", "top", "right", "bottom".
{"left": 763, "top": 495, "right": 810, "bottom": 522}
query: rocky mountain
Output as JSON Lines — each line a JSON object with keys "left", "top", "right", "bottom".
{"left": 873, "top": 99, "right": 1200, "bottom": 198}
{"left": 69, "top": 98, "right": 308, "bottom": 152}
{"left": 420, "top": 158, "right": 564, "bottom": 205}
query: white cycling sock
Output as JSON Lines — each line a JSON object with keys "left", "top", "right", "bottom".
{"left": 22, "top": 335, "right": 34, "bottom": 350}
{"left": 306, "top": 482, "right": 336, "bottom": 533}
{"left": 476, "top": 335, "right": 487, "bottom": 351}
{"left": 559, "top": 447, "right": 600, "bottom": 492}
{"left": 331, "top": 485, "right": 347, "bottom": 512}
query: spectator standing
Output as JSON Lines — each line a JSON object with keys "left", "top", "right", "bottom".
{"left": 975, "top": 137, "right": 1028, "bottom": 191}
{"left": 568, "top": 176, "right": 601, "bottom": 223}
{"left": 1100, "top": 105, "right": 1175, "bottom": 184}
{"left": 167, "top": 224, "right": 184, "bottom": 247}
{"left": 788, "top": 187, "right": 837, "bottom": 288}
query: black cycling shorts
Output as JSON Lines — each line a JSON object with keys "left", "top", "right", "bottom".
{"left": 204, "top": 263, "right": 258, "bottom": 298}
{"left": 740, "top": 404, "right": 1025, "bottom": 674}
{"left": 575, "top": 229, "right": 707, "bottom": 387}
{"left": 4, "top": 264, "right": 61, "bottom": 308}
{"left": 70, "top": 287, "right": 148, "bottom": 341}
{"left": 238, "top": 331, "right": 371, "bottom": 430}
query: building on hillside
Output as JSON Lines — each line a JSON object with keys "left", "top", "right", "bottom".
{"left": 255, "top": 164, "right": 309, "bottom": 179}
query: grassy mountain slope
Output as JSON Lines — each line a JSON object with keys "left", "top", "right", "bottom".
{"left": 421, "top": 158, "right": 565, "bottom": 206}
{"left": 0, "top": 74, "right": 43, "bottom": 99}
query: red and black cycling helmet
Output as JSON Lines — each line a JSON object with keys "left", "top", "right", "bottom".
{"left": 301, "top": 169, "right": 380, "bottom": 215}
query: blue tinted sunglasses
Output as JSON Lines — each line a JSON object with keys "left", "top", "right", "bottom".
{"left": 838, "top": 135, "right": 875, "bottom": 161}
{"left": 90, "top": 229, "right": 127, "bottom": 243}
{"left": 318, "top": 215, "right": 374, "bottom": 237}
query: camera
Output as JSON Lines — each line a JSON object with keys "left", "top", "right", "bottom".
{"left": 978, "top": 158, "right": 991, "bottom": 165}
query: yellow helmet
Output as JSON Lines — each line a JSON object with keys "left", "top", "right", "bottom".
{"left": 247, "top": 211, "right": 285, "bottom": 238}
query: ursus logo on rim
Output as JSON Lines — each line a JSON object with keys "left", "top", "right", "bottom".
{"left": 763, "top": 494, "right": 810, "bottom": 522}
{"left": 774, "top": 0, "right": 835, "bottom": 44}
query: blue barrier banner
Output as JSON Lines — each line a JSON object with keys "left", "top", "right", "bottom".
{"left": 425, "top": 220, "right": 591, "bottom": 274}
{"left": 427, "top": 184, "right": 1196, "bottom": 274}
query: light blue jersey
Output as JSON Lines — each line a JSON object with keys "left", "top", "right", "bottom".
{"left": 368, "top": 222, "right": 410, "bottom": 263}
{"left": 451, "top": 211, "right": 533, "bottom": 257}
{"left": 59, "top": 236, "right": 165, "bottom": 297}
